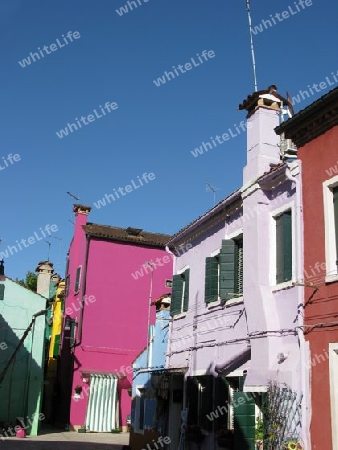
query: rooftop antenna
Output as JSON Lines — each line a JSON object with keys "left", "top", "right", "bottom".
{"left": 206, "top": 182, "right": 220, "bottom": 207}
{"left": 44, "top": 241, "right": 51, "bottom": 262}
{"left": 66, "top": 191, "right": 80, "bottom": 201}
{"left": 246, "top": 0, "right": 258, "bottom": 92}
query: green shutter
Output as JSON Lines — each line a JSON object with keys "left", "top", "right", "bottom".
{"left": 205, "top": 257, "right": 219, "bottom": 303}
{"left": 53, "top": 334, "right": 61, "bottom": 357}
{"left": 235, "top": 238, "right": 243, "bottom": 296}
{"left": 170, "top": 274, "right": 183, "bottom": 316}
{"left": 276, "top": 211, "right": 292, "bottom": 283}
{"left": 183, "top": 269, "right": 190, "bottom": 312}
{"left": 283, "top": 211, "right": 292, "bottom": 281}
{"left": 333, "top": 187, "right": 338, "bottom": 262}
{"left": 0, "top": 284, "right": 4, "bottom": 301}
{"left": 233, "top": 391, "right": 256, "bottom": 450}
{"left": 220, "top": 240, "right": 236, "bottom": 301}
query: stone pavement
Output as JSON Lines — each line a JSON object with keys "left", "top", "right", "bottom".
{"left": 0, "top": 431, "right": 130, "bottom": 449}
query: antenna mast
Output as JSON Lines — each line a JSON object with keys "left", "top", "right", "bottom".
{"left": 246, "top": 0, "right": 258, "bottom": 92}
{"left": 206, "top": 182, "right": 219, "bottom": 207}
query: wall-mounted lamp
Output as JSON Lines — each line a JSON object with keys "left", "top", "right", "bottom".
{"left": 82, "top": 374, "right": 90, "bottom": 383}
{"left": 277, "top": 352, "right": 288, "bottom": 364}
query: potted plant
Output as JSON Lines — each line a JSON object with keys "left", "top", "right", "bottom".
{"left": 217, "top": 427, "right": 234, "bottom": 448}
{"left": 255, "top": 417, "right": 264, "bottom": 450}
{"left": 111, "top": 427, "right": 122, "bottom": 433}
{"left": 78, "top": 425, "right": 86, "bottom": 433}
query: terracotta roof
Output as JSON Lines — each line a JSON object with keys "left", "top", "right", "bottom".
{"left": 83, "top": 223, "right": 171, "bottom": 247}
{"left": 275, "top": 87, "right": 338, "bottom": 147}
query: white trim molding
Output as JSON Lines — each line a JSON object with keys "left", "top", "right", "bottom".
{"left": 323, "top": 175, "right": 338, "bottom": 282}
{"left": 329, "top": 343, "right": 338, "bottom": 450}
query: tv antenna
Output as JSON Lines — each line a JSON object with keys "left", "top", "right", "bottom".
{"left": 206, "top": 182, "right": 220, "bottom": 207}
{"left": 44, "top": 241, "right": 51, "bottom": 262}
{"left": 246, "top": 0, "right": 258, "bottom": 92}
{"left": 66, "top": 191, "right": 80, "bottom": 201}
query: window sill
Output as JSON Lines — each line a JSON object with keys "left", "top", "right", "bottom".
{"left": 207, "top": 299, "right": 221, "bottom": 308}
{"left": 225, "top": 296, "right": 244, "bottom": 307}
{"left": 325, "top": 273, "right": 338, "bottom": 284}
{"left": 173, "top": 312, "right": 187, "bottom": 320}
{"left": 272, "top": 280, "right": 294, "bottom": 292}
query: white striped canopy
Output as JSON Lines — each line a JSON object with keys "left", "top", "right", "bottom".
{"left": 85, "top": 374, "right": 119, "bottom": 432}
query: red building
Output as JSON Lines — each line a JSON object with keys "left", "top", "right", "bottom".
{"left": 276, "top": 87, "right": 338, "bottom": 450}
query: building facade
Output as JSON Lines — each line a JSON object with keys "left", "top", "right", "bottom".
{"left": 0, "top": 261, "right": 47, "bottom": 436}
{"left": 57, "top": 205, "right": 172, "bottom": 432}
{"left": 164, "top": 87, "right": 307, "bottom": 450}
{"left": 276, "top": 86, "right": 338, "bottom": 450}
{"left": 130, "top": 295, "right": 171, "bottom": 450}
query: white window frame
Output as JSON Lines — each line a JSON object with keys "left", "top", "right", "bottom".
{"left": 74, "top": 265, "right": 82, "bottom": 294}
{"left": 270, "top": 201, "right": 295, "bottom": 290}
{"left": 329, "top": 343, "right": 338, "bottom": 450}
{"left": 134, "top": 386, "right": 146, "bottom": 434}
{"left": 323, "top": 175, "right": 338, "bottom": 283}
{"left": 173, "top": 265, "right": 189, "bottom": 319}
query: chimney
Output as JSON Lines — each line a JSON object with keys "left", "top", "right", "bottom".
{"left": 239, "top": 85, "right": 289, "bottom": 184}
{"left": 36, "top": 261, "right": 54, "bottom": 297}
{"left": 73, "top": 204, "right": 91, "bottom": 230}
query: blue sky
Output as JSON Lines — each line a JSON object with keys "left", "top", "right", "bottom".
{"left": 0, "top": 0, "right": 337, "bottom": 279}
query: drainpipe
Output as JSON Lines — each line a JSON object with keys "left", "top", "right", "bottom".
{"left": 75, "top": 234, "right": 90, "bottom": 347}
{"left": 165, "top": 245, "right": 175, "bottom": 369}
{"left": 285, "top": 163, "right": 310, "bottom": 449}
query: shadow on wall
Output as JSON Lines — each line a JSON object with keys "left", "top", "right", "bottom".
{"left": 0, "top": 313, "right": 44, "bottom": 435}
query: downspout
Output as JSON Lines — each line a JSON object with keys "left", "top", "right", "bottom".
{"left": 165, "top": 245, "right": 175, "bottom": 369}
{"left": 285, "top": 163, "right": 310, "bottom": 449}
{"left": 75, "top": 234, "right": 91, "bottom": 347}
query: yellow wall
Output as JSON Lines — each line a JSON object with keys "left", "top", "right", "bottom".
{"left": 48, "top": 280, "right": 65, "bottom": 358}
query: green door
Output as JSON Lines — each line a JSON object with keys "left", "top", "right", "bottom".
{"left": 233, "top": 391, "right": 256, "bottom": 450}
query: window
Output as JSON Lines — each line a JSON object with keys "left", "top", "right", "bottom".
{"left": 65, "top": 275, "right": 70, "bottom": 297}
{"left": 323, "top": 177, "right": 338, "bottom": 281}
{"left": 170, "top": 268, "right": 190, "bottom": 316}
{"left": 74, "top": 266, "right": 82, "bottom": 294}
{"left": 334, "top": 186, "right": 338, "bottom": 265}
{"left": 275, "top": 211, "right": 292, "bottom": 284}
{"left": 205, "top": 237, "right": 243, "bottom": 304}
{"left": 135, "top": 387, "right": 146, "bottom": 433}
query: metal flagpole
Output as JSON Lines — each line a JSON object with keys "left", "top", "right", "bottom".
{"left": 246, "top": 0, "right": 258, "bottom": 92}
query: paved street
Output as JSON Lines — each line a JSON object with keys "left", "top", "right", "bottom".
{"left": 0, "top": 431, "right": 130, "bottom": 449}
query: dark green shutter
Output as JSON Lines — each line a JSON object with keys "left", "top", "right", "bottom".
{"left": 334, "top": 187, "right": 338, "bottom": 262}
{"left": 233, "top": 391, "right": 256, "bottom": 450}
{"left": 53, "top": 334, "right": 61, "bottom": 357}
{"left": 205, "top": 257, "right": 219, "bottom": 303}
{"left": 183, "top": 269, "right": 190, "bottom": 312}
{"left": 170, "top": 274, "right": 183, "bottom": 316}
{"left": 235, "top": 238, "right": 243, "bottom": 296}
{"left": 220, "top": 240, "right": 236, "bottom": 301}
{"left": 0, "top": 284, "right": 4, "bottom": 301}
{"left": 276, "top": 212, "right": 292, "bottom": 283}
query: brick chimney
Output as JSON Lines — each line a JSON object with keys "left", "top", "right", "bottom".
{"left": 36, "top": 261, "right": 54, "bottom": 297}
{"left": 239, "top": 85, "right": 289, "bottom": 185}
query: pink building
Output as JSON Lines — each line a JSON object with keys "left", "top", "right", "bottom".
{"left": 57, "top": 205, "right": 172, "bottom": 432}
